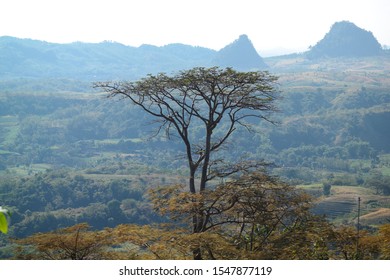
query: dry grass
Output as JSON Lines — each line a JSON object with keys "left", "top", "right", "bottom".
{"left": 359, "top": 208, "right": 390, "bottom": 225}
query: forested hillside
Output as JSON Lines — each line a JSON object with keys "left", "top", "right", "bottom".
{"left": 1, "top": 56, "right": 389, "bottom": 239}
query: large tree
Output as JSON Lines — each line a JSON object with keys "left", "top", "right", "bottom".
{"left": 94, "top": 67, "right": 279, "bottom": 259}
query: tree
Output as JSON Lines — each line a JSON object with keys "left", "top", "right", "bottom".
{"left": 365, "top": 170, "right": 390, "bottom": 195}
{"left": 322, "top": 182, "right": 332, "bottom": 196}
{"left": 148, "top": 172, "right": 323, "bottom": 259}
{"left": 108, "top": 172, "right": 327, "bottom": 260}
{"left": 14, "top": 223, "right": 121, "bottom": 260}
{"left": 94, "top": 67, "right": 279, "bottom": 259}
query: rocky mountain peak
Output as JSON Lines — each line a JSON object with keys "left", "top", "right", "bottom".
{"left": 213, "top": 34, "right": 267, "bottom": 70}
{"left": 307, "top": 21, "right": 382, "bottom": 58}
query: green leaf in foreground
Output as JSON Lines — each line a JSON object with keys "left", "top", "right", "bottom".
{"left": 0, "top": 208, "right": 9, "bottom": 234}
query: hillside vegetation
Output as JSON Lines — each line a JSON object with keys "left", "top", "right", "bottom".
{"left": 1, "top": 55, "right": 389, "bottom": 240}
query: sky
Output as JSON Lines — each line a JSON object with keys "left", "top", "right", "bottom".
{"left": 1, "top": 0, "right": 390, "bottom": 56}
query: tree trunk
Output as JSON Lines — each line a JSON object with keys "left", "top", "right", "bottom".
{"left": 193, "top": 247, "right": 202, "bottom": 260}
{"left": 199, "top": 129, "right": 212, "bottom": 192}
{"left": 191, "top": 128, "right": 213, "bottom": 259}
{"left": 192, "top": 213, "right": 205, "bottom": 260}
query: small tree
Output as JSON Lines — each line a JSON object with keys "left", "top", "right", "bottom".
{"left": 94, "top": 67, "right": 279, "bottom": 259}
{"left": 322, "top": 182, "right": 332, "bottom": 196}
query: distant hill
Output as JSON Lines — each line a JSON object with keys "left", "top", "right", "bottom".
{"left": 213, "top": 34, "right": 268, "bottom": 70}
{"left": 0, "top": 36, "right": 216, "bottom": 80}
{"left": 306, "top": 21, "right": 383, "bottom": 59}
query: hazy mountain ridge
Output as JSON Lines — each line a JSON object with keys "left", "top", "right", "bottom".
{"left": 0, "top": 35, "right": 268, "bottom": 80}
{"left": 0, "top": 35, "right": 269, "bottom": 80}
{"left": 1, "top": 21, "right": 388, "bottom": 81}
{"left": 0, "top": 36, "right": 216, "bottom": 80}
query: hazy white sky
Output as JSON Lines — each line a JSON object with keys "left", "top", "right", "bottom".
{"left": 1, "top": 0, "right": 389, "bottom": 54}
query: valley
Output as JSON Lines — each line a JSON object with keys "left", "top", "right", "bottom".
{"left": 1, "top": 55, "right": 389, "bottom": 242}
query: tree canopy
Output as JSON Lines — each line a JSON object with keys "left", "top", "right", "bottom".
{"left": 94, "top": 67, "right": 279, "bottom": 193}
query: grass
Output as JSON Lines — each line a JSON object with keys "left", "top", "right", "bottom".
{"left": 0, "top": 115, "right": 18, "bottom": 124}
{"left": 331, "top": 186, "right": 374, "bottom": 196}
{"left": 0, "top": 115, "right": 20, "bottom": 146}
{"left": 81, "top": 172, "right": 184, "bottom": 188}
{"left": 379, "top": 154, "right": 390, "bottom": 163}
{"left": 0, "top": 150, "right": 19, "bottom": 155}
{"left": 2, "top": 164, "right": 53, "bottom": 176}
{"left": 359, "top": 208, "right": 390, "bottom": 225}
{"left": 380, "top": 167, "right": 390, "bottom": 176}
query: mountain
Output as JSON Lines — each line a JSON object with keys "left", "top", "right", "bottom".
{"left": 213, "top": 34, "right": 268, "bottom": 70}
{"left": 0, "top": 36, "right": 216, "bottom": 80}
{"left": 306, "top": 21, "right": 383, "bottom": 59}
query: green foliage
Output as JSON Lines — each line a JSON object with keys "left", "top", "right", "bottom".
{"left": 0, "top": 170, "right": 156, "bottom": 238}
{"left": 365, "top": 170, "right": 390, "bottom": 195}
{"left": 0, "top": 207, "right": 10, "bottom": 234}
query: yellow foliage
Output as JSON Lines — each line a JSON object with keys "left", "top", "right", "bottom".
{"left": 14, "top": 223, "right": 130, "bottom": 260}
{"left": 378, "top": 224, "right": 390, "bottom": 259}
